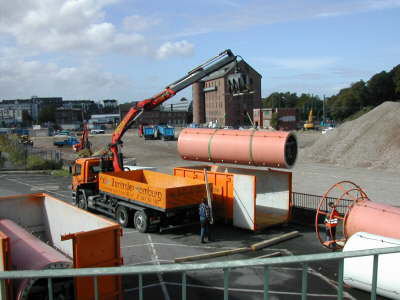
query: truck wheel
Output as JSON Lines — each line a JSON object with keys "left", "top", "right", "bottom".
{"left": 134, "top": 211, "right": 149, "bottom": 233}
{"left": 116, "top": 206, "right": 131, "bottom": 227}
{"left": 77, "top": 191, "right": 87, "bottom": 210}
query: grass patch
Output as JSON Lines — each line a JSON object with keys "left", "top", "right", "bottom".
{"left": 50, "top": 169, "right": 71, "bottom": 177}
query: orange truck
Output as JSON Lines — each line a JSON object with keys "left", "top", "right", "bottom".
{"left": 71, "top": 156, "right": 208, "bottom": 232}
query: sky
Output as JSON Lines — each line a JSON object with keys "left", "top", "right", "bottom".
{"left": 0, "top": 0, "right": 399, "bottom": 104}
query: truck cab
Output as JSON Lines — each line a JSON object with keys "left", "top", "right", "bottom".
{"left": 71, "top": 156, "right": 113, "bottom": 208}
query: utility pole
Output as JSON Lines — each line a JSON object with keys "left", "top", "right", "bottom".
{"left": 323, "top": 95, "right": 326, "bottom": 126}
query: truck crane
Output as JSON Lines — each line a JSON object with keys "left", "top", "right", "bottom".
{"left": 109, "top": 49, "right": 238, "bottom": 172}
{"left": 71, "top": 49, "right": 249, "bottom": 230}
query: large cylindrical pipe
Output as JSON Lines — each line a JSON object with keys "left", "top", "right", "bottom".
{"left": 345, "top": 200, "right": 400, "bottom": 240}
{"left": 343, "top": 232, "right": 400, "bottom": 299}
{"left": 177, "top": 128, "right": 297, "bottom": 168}
{"left": 0, "top": 219, "right": 72, "bottom": 300}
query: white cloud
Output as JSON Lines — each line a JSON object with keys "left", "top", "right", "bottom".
{"left": 123, "top": 15, "right": 160, "bottom": 32}
{"left": 257, "top": 57, "right": 338, "bottom": 71}
{"left": 0, "top": 58, "right": 129, "bottom": 99}
{"left": 156, "top": 41, "right": 194, "bottom": 59}
{"left": 0, "top": 0, "right": 193, "bottom": 58}
{"left": 170, "top": 0, "right": 400, "bottom": 37}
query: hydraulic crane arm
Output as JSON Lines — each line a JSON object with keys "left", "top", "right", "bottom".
{"left": 110, "top": 49, "right": 237, "bottom": 172}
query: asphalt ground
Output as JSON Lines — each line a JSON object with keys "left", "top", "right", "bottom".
{"left": 0, "top": 173, "right": 385, "bottom": 300}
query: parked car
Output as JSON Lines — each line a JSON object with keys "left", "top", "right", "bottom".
{"left": 91, "top": 129, "right": 105, "bottom": 134}
{"left": 322, "top": 127, "right": 335, "bottom": 134}
{"left": 54, "top": 130, "right": 70, "bottom": 137}
{"left": 53, "top": 136, "right": 79, "bottom": 147}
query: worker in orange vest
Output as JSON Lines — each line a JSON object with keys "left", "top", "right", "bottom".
{"left": 324, "top": 202, "right": 340, "bottom": 249}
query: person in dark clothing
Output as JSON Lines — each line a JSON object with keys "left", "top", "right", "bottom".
{"left": 199, "top": 198, "right": 212, "bottom": 243}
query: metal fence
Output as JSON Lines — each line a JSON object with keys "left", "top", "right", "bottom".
{"left": 1, "top": 246, "right": 399, "bottom": 300}
{"left": 0, "top": 146, "right": 62, "bottom": 170}
{"left": 292, "top": 192, "right": 353, "bottom": 215}
{"left": 26, "top": 147, "right": 62, "bottom": 162}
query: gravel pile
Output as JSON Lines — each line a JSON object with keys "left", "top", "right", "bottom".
{"left": 301, "top": 101, "right": 400, "bottom": 171}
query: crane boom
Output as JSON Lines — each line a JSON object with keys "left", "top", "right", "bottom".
{"left": 110, "top": 49, "right": 237, "bottom": 172}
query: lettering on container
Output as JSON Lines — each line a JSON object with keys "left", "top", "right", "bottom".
{"left": 100, "top": 176, "right": 162, "bottom": 204}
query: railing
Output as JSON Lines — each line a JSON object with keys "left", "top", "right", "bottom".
{"left": 26, "top": 148, "right": 62, "bottom": 162}
{"left": 292, "top": 192, "right": 353, "bottom": 215}
{"left": 1, "top": 246, "right": 400, "bottom": 300}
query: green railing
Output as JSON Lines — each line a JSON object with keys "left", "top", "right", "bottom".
{"left": 2, "top": 246, "right": 400, "bottom": 300}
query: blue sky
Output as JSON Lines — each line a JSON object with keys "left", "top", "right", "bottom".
{"left": 0, "top": 0, "right": 399, "bottom": 104}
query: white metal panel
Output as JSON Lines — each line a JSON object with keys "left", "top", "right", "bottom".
{"left": 0, "top": 195, "right": 43, "bottom": 231}
{"left": 43, "top": 195, "right": 113, "bottom": 257}
{"left": 343, "top": 232, "right": 400, "bottom": 299}
{"left": 233, "top": 174, "right": 255, "bottom": 230}
{"left": 254, "top": 170, "right": 289, "bottom": 211}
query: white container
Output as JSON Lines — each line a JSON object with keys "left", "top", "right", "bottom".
{"left": 343, "top": 232, "right": 400, "bottom": 299}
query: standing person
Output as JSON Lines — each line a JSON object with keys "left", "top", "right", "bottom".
{"left": 324, "top": 202, "right": 340, "bottom": 249}
{"left": 199, "top": 198, "right": 212, "bottom": 243}
{"left": 138, "top": 124, "right": 143, "bottom": 137}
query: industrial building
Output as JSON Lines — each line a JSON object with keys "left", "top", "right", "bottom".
{"left": 0, "top": 97, "right": 62, "bottom": 124}
{"left": 119, "top": 102, "right": 189, "bottom": 126}
{"left": 253, "top": 107, "right": 297, "bottom": 130}
{"left": 192, "top": 60, "right": 261, "bottom": 127}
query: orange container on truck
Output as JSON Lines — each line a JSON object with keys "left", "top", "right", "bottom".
{"left": 72, "top": 156, "right": 207, "bottom": 232}
{"left": 174, "top": 165, "right": 293, "bottom": 231}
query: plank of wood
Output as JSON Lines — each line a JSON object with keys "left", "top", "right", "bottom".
{"left": 175, "top": 247, "right": 251, "bottom": 263}
{"left": 203, "top": 169, "right": 214, "bottom": 224}
{"left": 251, "top": 251, "right": 281, "bottom": 259}
{"left": 251, "top": 231, "right": 300, "bottom": 251}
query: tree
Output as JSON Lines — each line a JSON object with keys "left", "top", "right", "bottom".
{"left": 22, "top": 110, "right": 33, "bottom": 126}
{"left": 390, "top": 65, "right": 400, "bottom": 97}
{"left": 367, "top": 71, "right": 395, "bottom": 105}
{"left": 270, "top": 112, "right": 278, "bottom": 129}
{"left": 38, "top": 105, "right": 56, "bottom": 124}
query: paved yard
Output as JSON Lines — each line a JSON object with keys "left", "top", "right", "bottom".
{"left": 0, "top": 172, "right": 380, "bottom": 299}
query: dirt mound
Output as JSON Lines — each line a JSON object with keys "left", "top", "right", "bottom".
{"left": 301, "top": 101, "right": 400, "bottom": 171}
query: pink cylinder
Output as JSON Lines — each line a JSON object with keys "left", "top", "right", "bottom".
{"left": 177, "top": 128, "right": 297, "bottom": 168}
{"left": 0, "top": 219, "right": 72, "bottom": 300}
{"left": 345, "top": 200, "right": 400, "bottom": 239}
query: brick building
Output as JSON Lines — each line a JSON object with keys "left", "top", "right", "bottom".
{"left": 253, "top": 108, "right": 297, "bottom": 131}
{"left": 119, "top": 102, "right": 189, "bottom": 126}
{"left": 192, "top": 60, "right": 261, "bottom": 127}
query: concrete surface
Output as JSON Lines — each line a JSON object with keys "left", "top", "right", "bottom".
{"left": 0, "top": 173, "right": 387, "bottom": 299}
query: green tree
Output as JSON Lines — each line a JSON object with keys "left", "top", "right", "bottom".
{"left": 38, "top": 105, "right": 56, "bottom": 124}
{"left": 390, "top": 65, "right": 400, "bottom": 97}
{"left": 22, "top": 110, "right": 33, "bottom": 126}
{"left": 270, "top": 112, "right": 278, "bottom": 129}
{"left": 367, "top": 71, "right": 395, "bottom": 105}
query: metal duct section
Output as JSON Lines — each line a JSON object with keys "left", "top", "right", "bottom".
{"left": 343, "top": 232, "right": 400, "bottom": 299}
{"left": 177, "top": 128, "right": 297, "bottom": 169}
{"left": 345, "top": 200, "right": 400, "bottom": 240}
{"left": 0, "top": 219, "right": 73, "bottom": 300}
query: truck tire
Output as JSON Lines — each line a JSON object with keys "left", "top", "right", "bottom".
{"left": 77, "top": 190, "right": 88, "bottom": 210}
{"left": 116, "top": 206, "right": 131, "bottom": 227}
{"left": 134, "top": 211, "right": 149, "bottom": 233}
